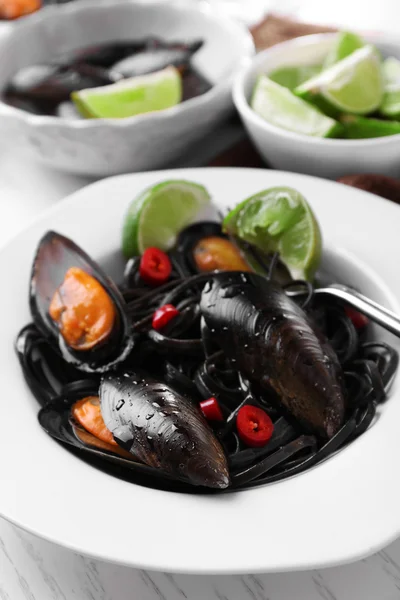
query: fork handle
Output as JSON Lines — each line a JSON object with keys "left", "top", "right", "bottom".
{"left": 316, "top": 284, "right": 400, "bottom": 338}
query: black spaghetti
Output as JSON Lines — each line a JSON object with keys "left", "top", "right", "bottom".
{"left": 15, "top": 225, "right": 398, "bottom": 493}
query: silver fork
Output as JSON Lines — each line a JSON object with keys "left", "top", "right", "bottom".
{"left": 315, "top": 284, "right": 400, "bottom": 338}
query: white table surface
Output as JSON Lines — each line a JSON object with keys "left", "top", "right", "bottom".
{"left": 2, "top": 2, "right": 400, "bottom": 598}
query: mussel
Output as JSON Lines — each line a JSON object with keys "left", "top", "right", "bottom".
{"left": 100, "top": 371, "right": 230, "bottom": 488}
{"left": 200, "top": 272, "right": 346, "bottom": 438}
{"left": 29, "top": 231, "right": 133, "bottom": 373}
{"left": 5, "top": 64, "right": 120, "bottom": 115}
{"left": 38, "top": 392, "right": 167, "bottom": 483}
{"left": 111, "top": 39, "right": 203, "bottom": 78}
{"left": 67, "top": 38, "right": 203, "bottom": 73}
{"left": 175, "top": 221, "right": 251, "bottom": 275}
{"left": 66, "top": 40, "right": 149, "bottom": 68}
{"left": 38, "top": 370, "right": 230, "bottom": 489}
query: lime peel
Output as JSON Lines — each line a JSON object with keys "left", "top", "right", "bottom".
{"left": 341, "top": 115, "right": 400, "bottom": 138}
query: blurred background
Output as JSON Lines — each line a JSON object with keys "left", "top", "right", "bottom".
{"left": 2, "top": 0, "right": 400, "bottom": 30}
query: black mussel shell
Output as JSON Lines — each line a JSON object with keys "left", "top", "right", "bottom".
{"left": 38, "top": 393, "right": 180, "bottom": 485}
{"left": 67, "top": 41, "right": 148, "bottom": 68}
{"left": 3, "top": 94, "right": 45, "bottom": 115}
{"left": 6, "top": 64, "right": 119, "bottom": 113}
{"left": 181, "top": 68, "right": 212, "bottom": 102}
{"left": 112, "top": 49, "right": 189, "bottom": 78}
{"left": 174, "top": 221, "right": 224, "bottom": 275}
{"left": 100, "top": 370, "right": 230, "bottom": 489}
{"left": 200, "top": 272, "right": 346, "bottom": 439}
{"left": 30, "top": 231, "right": 134, "bottom": 373}
{"left": 38, "top": 392, "right": 220, "bottom": 493}
{"left": 111, "top": 39, "right": 203, "bottom": 78}
{"left": 66, "top": 37, "right": 198, "bottom": 69}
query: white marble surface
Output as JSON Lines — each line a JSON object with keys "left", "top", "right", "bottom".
{"left": 2, "top": 1, "right": 400, "bottom": 598}
{"left": 3, "top": 518, "right": 400, "bottom": 600}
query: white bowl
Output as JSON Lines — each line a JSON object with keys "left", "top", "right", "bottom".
{"left": 0, "top": 0, "right": 254, "bottom": 177}
{"left": 233, "top": 33, "right": 400, "bottom": 179}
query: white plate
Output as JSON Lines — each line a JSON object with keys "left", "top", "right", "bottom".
{"left": 2, "top": 168, "right": 400, "bottom": 574}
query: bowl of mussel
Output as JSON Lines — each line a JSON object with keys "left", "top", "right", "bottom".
{"left": 0, "top": 0, "right": 253, "bottom": 176}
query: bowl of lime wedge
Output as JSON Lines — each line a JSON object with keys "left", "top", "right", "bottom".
{"left": 0, "top": 0, "right": 253, "bottom": 176}
{"left": 233, "top": 31, "right": 400, "bottom": 179}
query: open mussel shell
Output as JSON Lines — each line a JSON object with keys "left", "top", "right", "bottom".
{"left": 38, "top": 394, "right": 185, "bottom": 490}
{"left": 112, "top": 47, "right": 197, "bottom": 78}
{"left": 111, "top": 39, "right": 203, "bottom": 78}
{"left": 6, "top": 64, "right": 119, "bottom": 114}
{"left": 174, "top": 221, "right": 224, "bottom": 275}
{"left": 30, "top": 231, "right": 134, "bottom": 373}
{"left": 100, "top": 370, "right": 230, "bottom": 489}
{"left": 65, "top": 38, "right": 202, "bottom": 70}
{"left": 66, "top": 41, "right": 148, "bottom": 68}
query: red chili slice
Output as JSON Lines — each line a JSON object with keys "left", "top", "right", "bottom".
{"left": 200, "top": 397, "right": 224, "bottom": 421}
{"left": 345, "top": 306, "right": 369, "bottom": 329}
{"left": 152, "top": 304, "right": 180, "bottom": 330}
{"left": 236, "top": 405, "right": 274, "bottom": 447}
{"left": 139, "top": 247, "right": 172, "bottom": 286}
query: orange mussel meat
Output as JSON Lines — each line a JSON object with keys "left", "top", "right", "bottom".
{"left": 49, "top": 267, "right": 116, "bottom": 351}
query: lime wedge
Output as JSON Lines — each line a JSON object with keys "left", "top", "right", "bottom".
{"left": 268, "top": 65, "right": 321, "bottom": 90}
{"left": 122, "top": 180, "right": 211, "bottom": 258}
{"left": 72, "top": 66, "right": 181, "bottom": 119}
{"left": 380, "top": 84, "right": 400, "bottom": 118}
{"left": 341, "top": 114, "right": 400, "bottom": 138}
{"left": 251, "top": 76, "right": 341, "bottom": 138}
{"left": 383, "top": 56, "right": 400, "bottom": 84}
{"left": 296, "top": 45, "right": 384, "bottom": 115}
{"left": 324, "top": 31, "right": 365, "bottom": 68}
{"left": 222, "top": 187, "right": 322, "bottom": 281}
{"left": 379, "top": 57, "right": 400, "bottom": 118}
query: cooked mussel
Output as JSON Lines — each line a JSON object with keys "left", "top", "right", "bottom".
{"left": 111, "top": 39, "right": 203, "bottom": 78}
{"left": 68, "top": 38, "right": 203, "bottom": 72}
{"left": 67, "top": 40, "right": 148, "bottom": 68}
{"left": 200, "top": 272, "right": 346, "bottom": 438}
{"left": 5, "top": 64, "right": 120, "bottom": 115}
{"left": 38, "top": 392, "right": 170, "bottom": 483}
{"left": 36, "top": 362, "right": 229, "bottom": 489}
{"left": 30, "top": 231, "right": 133, "bottom": 372}
{"left": 175, "top": 222, "right": 251, "bottom": 275}
{"left": 100, "top": 371, "right": 230, "bottom": 488}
